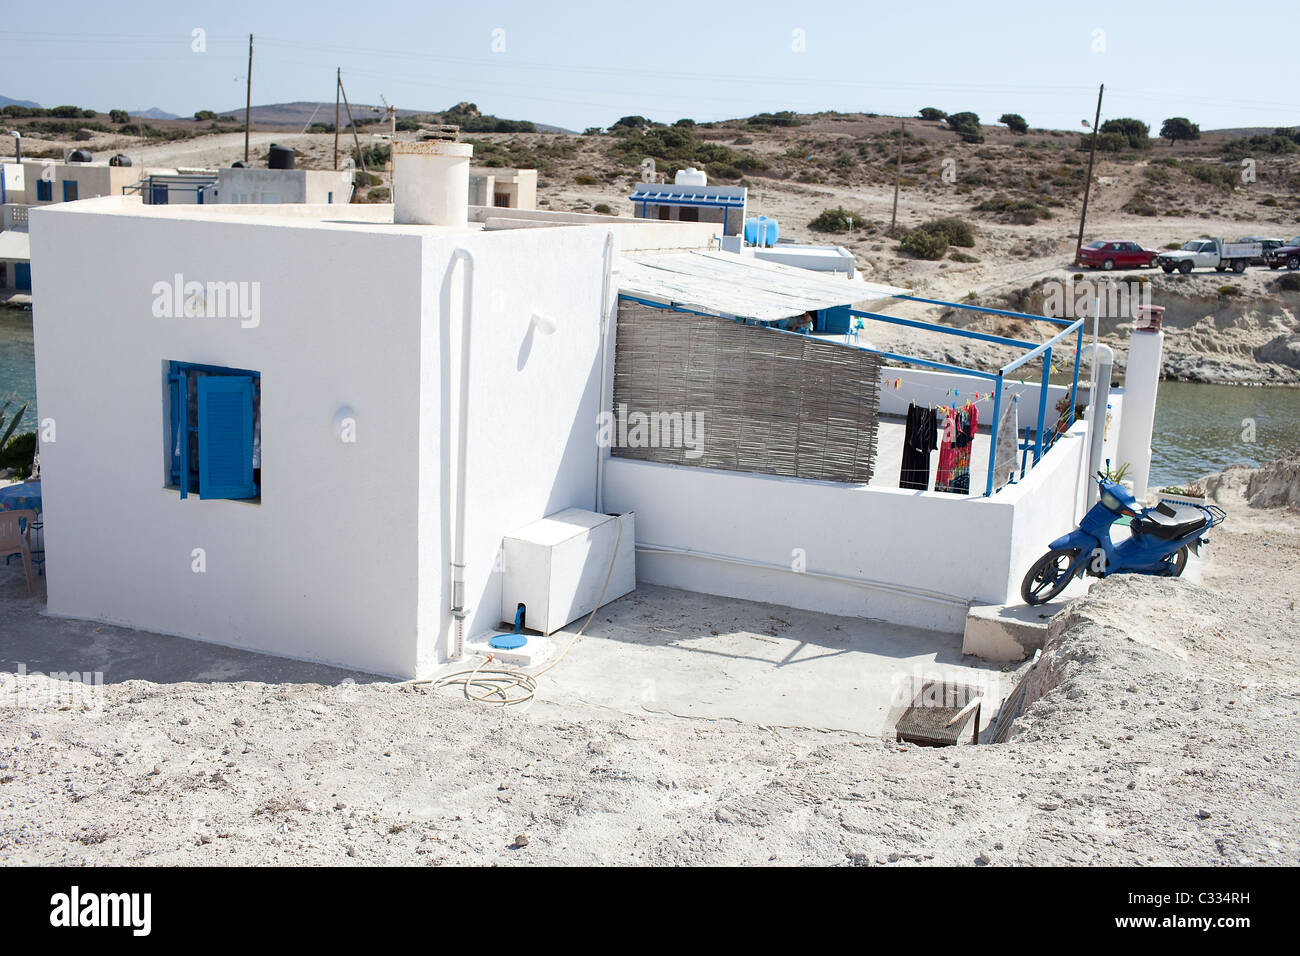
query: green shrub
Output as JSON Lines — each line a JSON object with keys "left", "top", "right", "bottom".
{"left": 808, "top": 206, "right": 861, "bottom": 232}
{"left": 367, "top": 186, "right": 391, "bottom": 202}
{"left": 899, "top": 229, "right": 948, "bottom": 260}
{"left": 0, "top": 431, "right": 36, "bottom": 475}
{"left": 109, "top": 109, "right": 130, "bottom": 123}
{"left": 948, "top": 250, "right": 979, "bottom": 263}
{"left": 1160, "top": 117, "right": 1200, "bottom": 145}
{"left": 593, "top": 203, "right": 612, "bottom": 214}
{"left": 574, "top": 174, "right": 598, "bottom": 185}
{"left": 353, "top": 170, "right": 381, "bottom": 188}
{"left": 352, "top": 143, "right": 391, "bottom": 169}
{"left": 918, "top": 107, "right": 947, "bottom": 122}
{"left": 946, "top": 111, "right": 983, "bottom": 143}
{"left": 999, "top": 113, "right": 1028, "bottom": 133}
{"left": 914, "top": 216, "right": 976, "bottom": 247}
{"left": 1217, "top": 285, "right": 1241, "bottom": 297}
{"left": 1099, "top": 118, "right": 1150, "bottom": 149}
{"left": 1277, "top": 273, "right": 1300, "bottom": 292}
{"left": 973, "top": 195, "right": 1050, "bottom": 222}
{"left": 1186, "top": 163, "right": 1237, "bottom": 191}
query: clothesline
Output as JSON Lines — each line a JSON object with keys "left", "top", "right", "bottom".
{"left": 881, "top": 376, "right": 1022, "bottom": 406}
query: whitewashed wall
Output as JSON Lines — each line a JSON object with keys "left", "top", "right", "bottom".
{"left": 414, "top": 227, "right": 609, "bottom": 674}
{"left": 31, "top": 201, "right": 428, "bottom": 676}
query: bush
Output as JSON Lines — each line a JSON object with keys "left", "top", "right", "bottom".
{"left": 1186, "top": 163, "right": 1237, "bottom": 191}
{"left": 946, "top": 111, "right": 983, "bottom": 143}
{"left": 808, "top": 206, "right": 861, "bottom": 232}
{"left": 999, "top": 113, "right": 1028, "bottom": 133}
{"left": 0, "top": 431, "right": 36, "bottom": 475}
{"left": 1100, "top": 118, "right": 1150, "bottom": 149}
{"left": 574, "top": 174, "right": 598, "bottom": 185}
{"left": 948, "top": 250, "right": 979, "bottom": 263}
{"left": 194, "top": 110, "right": 217, "bottom": 121}
{"left": 1277, "top": 273, "right": 1300, "bottom": 292}
{"left": 899, "top": 229, "right": 948, "bottom": 260}
{"left": 353, "top": 170, "right": 381, "bottom": 188}
{"left": 973, "top": 195, "right": 1051, "bottom": 222}
{"left": 593, "top": 203, "right": 612, "bottom": 214}
{"left": 918, "top": 107, "right": 947, "bottom": 122}
{"left": 582, "top": 127, "right": 604, "bottom": 136}
{"left": 352, "top": 143, "right": 391, "bottom": 169}
{"left": 1217, "top": 285, "right": 1241, "bottom": 297}
{"left": 109, "top": 109, "right": 130, "bottom": 124}
{"left": 1160, "top": 117, "right": 1200, "bottom": 145}
{"left": 914, "top": 216, "right": 975, "bottom": 247}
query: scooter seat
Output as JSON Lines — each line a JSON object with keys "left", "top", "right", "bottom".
{"left": 1132, "top": 502, "right": 1208, "bottom": 541}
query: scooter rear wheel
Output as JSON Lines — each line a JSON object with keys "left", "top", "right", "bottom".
{"left": 1170, "top": 545, "right": 1189, "bottom": 577}
{"left": 1021, "top": 548, "right": 1080, "bottom": 606}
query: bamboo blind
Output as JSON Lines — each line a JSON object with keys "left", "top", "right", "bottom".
{"left": 612, "top": 301, "right": 881, "bottom": 483}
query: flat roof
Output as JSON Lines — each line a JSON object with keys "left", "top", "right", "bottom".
{"left": 629, "top": 184, "right": 747, "bottom": 207}
{"left": 0, "top": 228, "right": 30, "bottom": 260}
{"left": 618, "top": 250, "right": 908, "bottom": 322}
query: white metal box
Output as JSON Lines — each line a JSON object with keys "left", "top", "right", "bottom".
{"left": 501, "top": 509, "right": 636, "bottom": 635}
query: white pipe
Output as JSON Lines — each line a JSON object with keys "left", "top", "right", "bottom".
{"left": 634, "top": 542, "right": 970, "bottom": 609}
{"left": 448, "top": 247, "right": 474, "bottom": 661}
{"left": 595, "top": 230, "right": 615, "bottom": 515}
{"left": 1078, "top": 342, "right": 1114, "bottom": 509}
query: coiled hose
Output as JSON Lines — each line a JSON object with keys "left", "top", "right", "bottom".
{"left": 420, "top": 519, "right": 622, "bottom": 708}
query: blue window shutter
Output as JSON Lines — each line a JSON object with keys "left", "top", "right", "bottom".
{"left": 197, "top": 375, "right": 258, "bottom": 499}
{"left": 167, "top": 369, "right": 183, "bottom": 489}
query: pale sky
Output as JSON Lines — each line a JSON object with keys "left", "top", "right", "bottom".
{"left": 2, "top": 0, "right": 1293, "bottom": 132}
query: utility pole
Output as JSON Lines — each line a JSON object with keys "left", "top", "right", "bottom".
{"left": 334, "top": 68, "right": 341, "bottom": 171}
{"left": 243, "top": 33, "right": 254, "bottom": 164}
{"left": 1076, "top": 83, "right": 1104, "bottom": 259}
{"left": 889, "top": 118, "right": 904, "bottom": 236}
{"left": 337, "top": 73, "right": 367, "bottom": 174}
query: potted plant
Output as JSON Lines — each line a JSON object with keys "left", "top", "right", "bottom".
{"left": 1157, "top": 482, "right": 1206, "bottom": 509}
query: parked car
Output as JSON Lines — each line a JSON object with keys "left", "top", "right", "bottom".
{"left": 1265, "top": 236, "right": 1300, "bottom": 270}
{"left": 1237, "top": 236, "right": 1284, "bottom": 266}
{"left": 1075, "top": 240, "right": 1159, "bottom": 270}
{"left": 1155, "top": 238, "right": 1261, "bottom": 275}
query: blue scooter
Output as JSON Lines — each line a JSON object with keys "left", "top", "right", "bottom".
{"left": 1021, "top": 472, "right": 1226, "bottom": 606}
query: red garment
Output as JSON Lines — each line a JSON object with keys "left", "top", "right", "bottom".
{"left": 936, "top": 404, "right": 979, "bottom": 494}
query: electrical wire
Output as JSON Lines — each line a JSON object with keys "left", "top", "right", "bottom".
{"left": 419, "top": 517, "right": 623, "bottom": 708}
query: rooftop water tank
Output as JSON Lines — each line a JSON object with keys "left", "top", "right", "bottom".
{"left": 67, "top": 149, "right": 93, "bottom": 164}
{"left": 268, "top": 144, "right": 295, "bottom": 170}
{"left": 674, "top": 166, "right": 707, "bottom": 186}
{"left": 108, "top": 153, "right": 132, "bottom": 167}
{"left": 744, "top": 216, "right": 779, "bottom": 247}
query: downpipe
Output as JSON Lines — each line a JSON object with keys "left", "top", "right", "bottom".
{"left": 449, "top": 248, "right": 474, "bottom": 662}
{"left": 595, "top": 230, "right": 614, "bottom": 515}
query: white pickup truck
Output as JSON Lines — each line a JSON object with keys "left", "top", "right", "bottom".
{"left": 1154, "top": 238, "right": 1261, "bottom": 275}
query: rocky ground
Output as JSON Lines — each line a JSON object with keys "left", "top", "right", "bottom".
{"left": 2, "top": 456, "right": 1297, "bottom": 866}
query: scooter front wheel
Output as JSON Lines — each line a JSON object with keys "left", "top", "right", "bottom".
{"left": 1021, "top": 548, "right": 1080, "bottom": 606}
{"left": 1170, "top": 545, "right": 1189, "bottom": 577}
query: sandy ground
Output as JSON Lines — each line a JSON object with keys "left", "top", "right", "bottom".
{"left": 2, "top": 458, "right": 1298, "bottom": 866}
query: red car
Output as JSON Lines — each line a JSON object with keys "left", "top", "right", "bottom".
{"left": 1075, "top": 240, "right": 1159, "bottom": 270}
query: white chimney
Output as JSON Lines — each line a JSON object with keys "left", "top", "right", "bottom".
{"left": 392, "top": 140, "right": 473, "bottom": 227}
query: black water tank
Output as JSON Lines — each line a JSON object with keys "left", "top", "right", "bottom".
{"left": 268, "top": 144, "right": 295, "bottom": 170}
{"left": 231, "top": 160, "right": 248, "bottom": 168}
{"left": 68, "top": 149, "right": 93, "bottom": 163}
{"left": 108, "top": 153, "right": 132, "bottom": 167}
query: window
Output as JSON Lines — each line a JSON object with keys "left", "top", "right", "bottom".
{"left": 679, "top": 206, "right": 699, "bottom": 222}
{"left": 494, "top": 192, "right": 510, "bottom": 207}
{"left": 657, "top": 205, "right": 671, "bottom": 220}
{"left": 327, "top": 191, "right": 333, "bottom": 204}
{"left": 167, "top": 361, "right": 261, "bottom": 501}
{"left": 63, "top": 181, "right": 78, "bottom": 202}
{"left": 36, "top": 180, "right": 53, "bottom": 202}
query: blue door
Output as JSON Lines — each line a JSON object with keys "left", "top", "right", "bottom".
{"left": 150, "top": 183, "right": 169, "bottom": 205}
{"left": 14, "top": 262, "right": 31, "bottom": 292}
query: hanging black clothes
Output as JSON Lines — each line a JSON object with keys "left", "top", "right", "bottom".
{"left": 899, "top": 402, "right": 938, "bottom": 490}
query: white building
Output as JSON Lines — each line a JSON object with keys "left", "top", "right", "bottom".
{"left": 214, "top": 167, "right": 354, "bottom": 205}
{"left": 29, "top": 142, "right": 1138, "bottom": 678}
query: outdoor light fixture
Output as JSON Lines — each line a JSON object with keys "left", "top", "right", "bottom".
{"left": 9, "top": 130, "right": 19, "bottom": 163}
{"left": 529, "top": 312, "right": 558, "bottom": 335}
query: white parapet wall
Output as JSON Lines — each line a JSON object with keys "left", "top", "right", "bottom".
{"left": 601, "top": 423, "right": 1087, "bottom": 636}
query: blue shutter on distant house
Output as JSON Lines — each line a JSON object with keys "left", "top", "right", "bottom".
{"left": 196, "top": 375, "right": 258, "bottom": 499}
